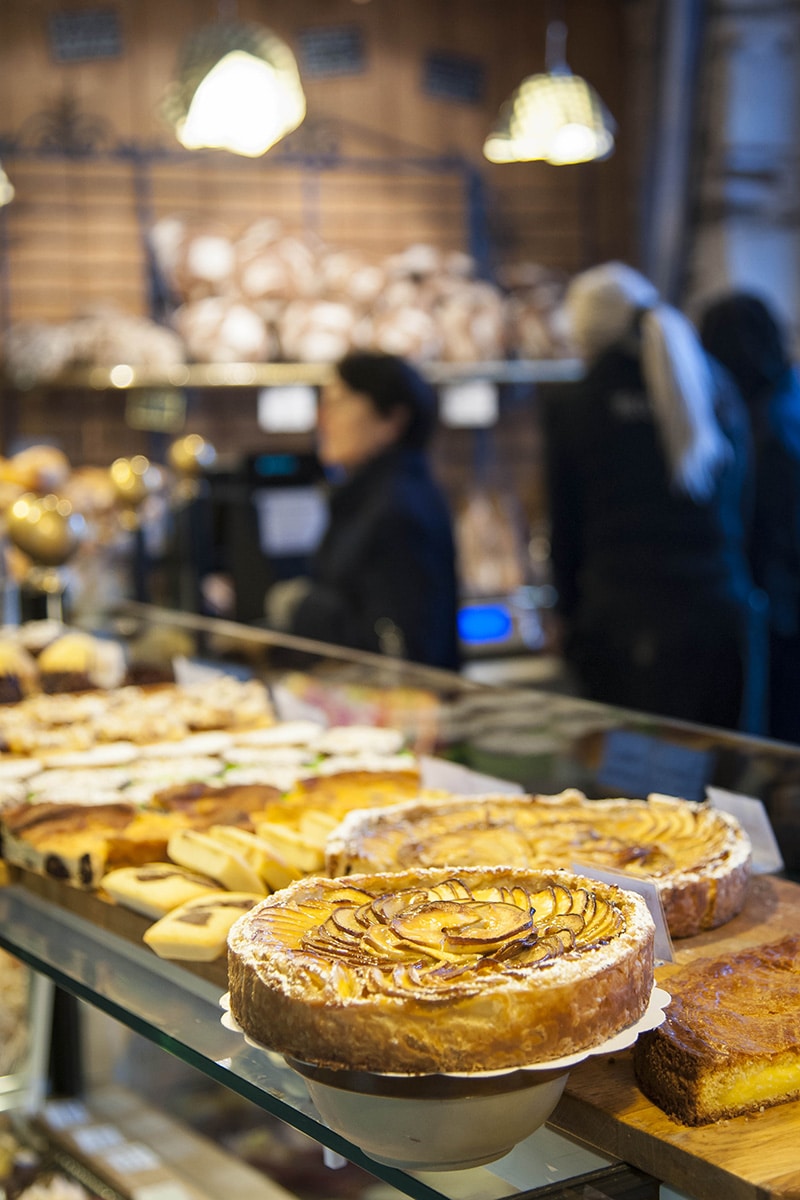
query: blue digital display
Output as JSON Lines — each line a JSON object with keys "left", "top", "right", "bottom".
{"left": 458, "top": 604, "right": 513, "bottom": 645}
{"left": 253, "top": 454, "right": 299, "bottom": 478}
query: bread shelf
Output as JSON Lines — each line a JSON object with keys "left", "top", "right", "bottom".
{"left": 4, "top": 359, "right": 584, "bottom": 392}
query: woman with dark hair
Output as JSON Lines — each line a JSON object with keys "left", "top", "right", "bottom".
{"left": 542, "top": 263, "right": 766, "bottom": 732}
{"left": 265, "top": 351, "right": 460, "bottom": 671}
{"left": 700, "top": 292, "right": 800, "bottom": 741}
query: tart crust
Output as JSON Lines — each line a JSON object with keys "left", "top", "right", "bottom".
{"left": 326, "top": 790, "right": 752, "bottom": 939}
{"left": 227, "top": 865, "right": 655, "bottom": 1074}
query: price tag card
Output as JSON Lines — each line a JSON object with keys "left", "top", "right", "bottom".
{"left": 598, "top": 729, "right": 713, "bottom": 803}
{"left": 439, "top": 380, "right": 498, "bottom": 428}
{"left": 72, "top": 1124, "right": 125, "bottom": 1154}
{"left": 42, "top": 1099, "right": 90, "bottom": 1129}
{"left": 706, "top": 786, "right": 785, "bottom": 874}
{"left": 323, "top": 1148, "right": 348, "bottom": 1169}
{"left": 572, "top": 861, "right": 674, "bottom": 964}
{"left": 258, "top": 386, "right": 317, "bottom": 433}
{"left": 132, "top": 1185, "right": 195, "bottom": 1200}
{"left": 101, "top": 1142, "right": 162, "bottom": 1174}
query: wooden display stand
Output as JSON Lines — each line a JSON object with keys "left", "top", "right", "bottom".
{"left": 551, "top": 873, "right": 800, "bottom": 1200}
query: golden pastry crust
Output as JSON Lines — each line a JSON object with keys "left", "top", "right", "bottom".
{"left": 633, "top": 935, "right": 800, "bottom": 1124}
{"left": 1, "top": 800, "right": 137, "bottom": 887}
{"left": 326, "top": 790, "right": 752, "bottom": 939}
{"left": 227, "top": 865, "right": 655, "bottom": 1074}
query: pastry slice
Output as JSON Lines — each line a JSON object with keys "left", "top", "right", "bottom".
{"left": 100, "top": 862, "right": 222, "bottom": 918}
{"left": 0, "top": 800, "right": 137, "bottom": 888}
{"left": 166, "top": 828, "right": 267, "bottom": 894}
{"left": 634, "top": 934, "right": 800, "bottom": 1124}
{"left": 144, "top": 891, "right": 261, "bottom": 961}
{"left": 253, "top": 821, "right": 325, "bottom": 874}
{"left": 206, "top": 825, "right": 303, "bottom": 891}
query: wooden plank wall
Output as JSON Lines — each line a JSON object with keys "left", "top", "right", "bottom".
{"left": 0, "top": 0, "right": 636, "bottom": 328}
{"left": 0, "top": 0, "right": 644, "bottom": 537}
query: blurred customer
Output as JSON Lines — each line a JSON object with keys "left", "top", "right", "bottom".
{"left": 265, "top": 351, "right": 460, "bottom": 671}
{"left": 701, "top": 292, "right": 800, "bottom": 742}
{"left": 542, "top": 262, "right": 766, "bottom": 732}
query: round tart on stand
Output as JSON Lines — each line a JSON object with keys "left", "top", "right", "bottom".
{"left": 325, "top": 790, "right": 753, "bottom": 939}
{"left": 225, "top": 866, "right": 667, "bottom": 1170}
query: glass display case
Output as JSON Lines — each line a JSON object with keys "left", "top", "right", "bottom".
{"left": 1, "top": 604, "right": 799, "bottom": 1200}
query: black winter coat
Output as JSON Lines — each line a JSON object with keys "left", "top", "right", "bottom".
{"left": 542, "top": 346, "right": 766, "bottom": 732}
{"left": 290, "top": 447, "right": 461, "bottom": 671}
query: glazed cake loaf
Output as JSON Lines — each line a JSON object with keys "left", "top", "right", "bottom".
{"left": 633, "top": 934, "right": 800, "bottom": 1125}
{"left": 227, "top": 865, "right": 655, "bottom": 1075}
{"left": 326, "top": 790, "right": 752, "bottom": 938}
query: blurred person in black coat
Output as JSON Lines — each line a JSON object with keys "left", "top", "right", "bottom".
{"left": 542, "top": 262, "right": 766, "bottom": 732}
{"left": 265, "top": 351, "right": 460, "bottom": 672}
{"left": 701, "top": 291, "right": 800, "bottom": 742}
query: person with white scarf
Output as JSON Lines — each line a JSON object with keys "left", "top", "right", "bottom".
{"left": 542, "top": 262, "right": 767, "bottom": 732}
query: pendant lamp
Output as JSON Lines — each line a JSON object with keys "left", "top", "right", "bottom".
{"left": 163, "top": 18, "right": 306, "bottom": 158}
{"left": 483, "top": 20, "right": 615, "bottom": 166}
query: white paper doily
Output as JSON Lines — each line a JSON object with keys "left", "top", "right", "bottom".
{"left": 219, "top": 984, "right": 670, "bottom": 1078}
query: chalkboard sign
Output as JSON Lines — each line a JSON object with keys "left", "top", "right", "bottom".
{"left": 48, "top": 9, "right": 122, "bottom": 63}
{"left": 423, "top": 51, "right": 484, "bottom": 104}
{"left": 297, "top": 26, "right": 366, "bottom": 78}
{"left": 597, "top": 729, "right": 713, "bottom": 803}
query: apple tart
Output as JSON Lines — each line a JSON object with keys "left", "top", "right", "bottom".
{"left": 326, "top": 790, "right": 752, "bottom": 938}
{"left": 227, "top": 865, "right": 655, "bottom": 1074}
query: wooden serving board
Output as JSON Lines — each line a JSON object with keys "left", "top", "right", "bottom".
{"left": 550, "top": 874, "right": 800, "bottom": 1200}
{"left": 8, "top": 865, "right": 229, "bottom": 991}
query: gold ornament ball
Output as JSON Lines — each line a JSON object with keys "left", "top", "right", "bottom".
{"left": 109, "top": 455, "right": 160, "bottom": 506}
{"left": 168, "top": 434, "right": 216, "bottom": 476}
{"left": 6, "top": 493, "right": 78, "bottom": 566}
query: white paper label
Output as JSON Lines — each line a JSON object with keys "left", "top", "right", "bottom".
{"left": 72, "top": 1124, "right": 125, "bottom": 1154}
{"left": 258, "top": 386, "right": 317, "bottom": 432}
{"left": 323, "top": 1148, "right": 348, "bottom": 1169}
{"left": 439, "top": 380, "right": 499, "bottom": 428}
{"left": 706, "top": 786, "right": 785, "bottom": 874}
{"left": 101, "top": 1142, "right": 162, "bottom": 1174}
{"left": 420, "top": 755, "right": 523, "bottom": 795}
{"left": 42, "top": 1099, "right": 90, "bottom": 1129}
{"left": 572, "top": 862, "right": 674, "bottom": 964}
{"left": 132, "top": 1185, "right": 194, "bottom": 1200}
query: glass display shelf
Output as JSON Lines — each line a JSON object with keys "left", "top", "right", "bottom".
{"left": 0, "top": 884, "right": 658, "bottom": 1200}
{"left": 111, "top": 602, "right": 800, "bottom": 878}
{"left": 2, "top": 359, "right": 585, "bottom": 392}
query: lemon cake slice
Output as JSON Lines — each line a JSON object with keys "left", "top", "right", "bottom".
{"left": 633, "top": 935, "right": 800, "bottom": 1124}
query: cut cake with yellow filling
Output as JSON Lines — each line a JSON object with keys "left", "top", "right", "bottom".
{"left": 633, "top": 934, "right": 800, "bottom": 1124}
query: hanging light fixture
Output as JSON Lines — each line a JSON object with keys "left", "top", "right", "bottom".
{"left": 163, "top": 17, "right": 306, "bottom": 158}
{"left": 0, "top": 160, "right": 14, "bottom": 206}
{"left": 483, "top": 20, "right": 615, "bottom": 166}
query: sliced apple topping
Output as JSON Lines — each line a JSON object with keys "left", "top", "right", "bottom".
{"left": 262, "top": 875, "right": 628, "bottom": 1000}
{"left": 390, "top": 899, "right": 532, "bottom": 950}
